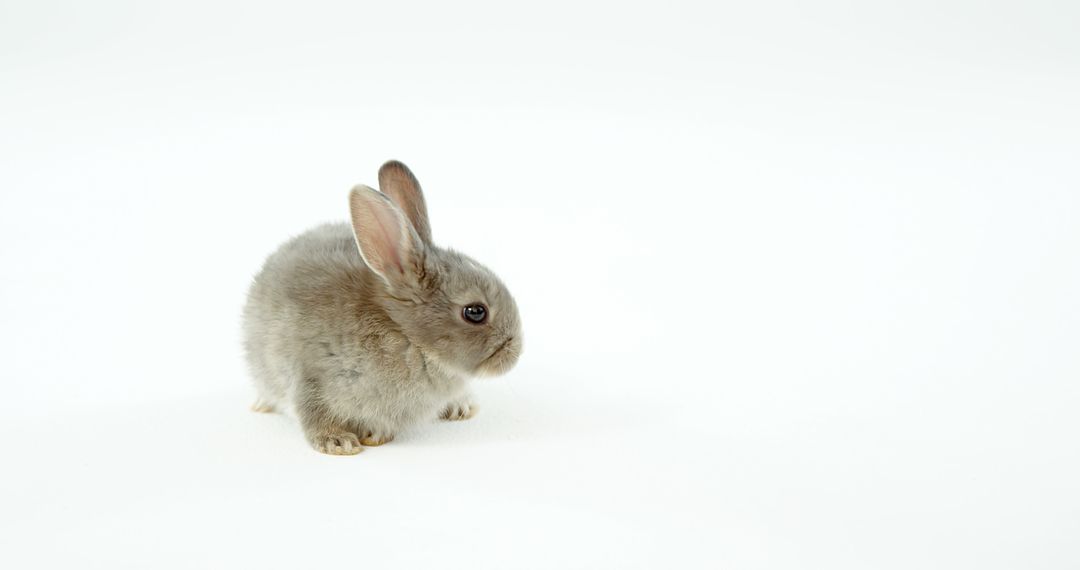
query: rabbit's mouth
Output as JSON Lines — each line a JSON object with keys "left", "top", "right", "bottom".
{"left": 486, "top": 337, "right": 513, "bottom": 360}
{"left": 476, "top": 336, "right": 520, "bottom": 377}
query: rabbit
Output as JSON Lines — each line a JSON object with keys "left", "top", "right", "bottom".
{"left": 242, "top": 160, "right": 522, "bottom": 455}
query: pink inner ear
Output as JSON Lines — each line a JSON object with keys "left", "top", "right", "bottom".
{"left": 369, "top": 200, "right": 404, "bottom": 275}
{"left": 379, "top": 161, "right": 431, "bottom": 244}
{"left": 350, "top": 188, "right": 411, "bottom": 280}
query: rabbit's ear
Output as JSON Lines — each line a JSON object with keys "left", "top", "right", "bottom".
{"left": 378, "top": 160, "right": 432, "bottom": 244}
{"left": 349, "top": 185, "right": 420, "bottom": 283}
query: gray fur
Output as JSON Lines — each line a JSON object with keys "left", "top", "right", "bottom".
{"left": 242, "top": 161, "right": 522, "bottom": 455}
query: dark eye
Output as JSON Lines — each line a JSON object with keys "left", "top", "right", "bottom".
{"left": 462, "top": 304, "right": 488, "bottom": 324}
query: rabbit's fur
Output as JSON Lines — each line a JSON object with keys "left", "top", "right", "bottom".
{"left": 243, "top": 161, "right": 522, "bottom": 455}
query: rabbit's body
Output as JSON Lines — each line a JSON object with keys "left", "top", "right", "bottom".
{"left": 242, "top": 161, "right": 521, "bottom": 455}
{"left": 243, "top": 223, "right": 469, "bottom": 442}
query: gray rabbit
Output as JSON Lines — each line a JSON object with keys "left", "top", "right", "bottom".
{"left": 243, "top": 161, "right": 522, "bottom": 455}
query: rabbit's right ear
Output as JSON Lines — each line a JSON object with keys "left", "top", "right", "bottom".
{"left": 378, "top": 160, "right": 432, "bottom": 245}
{"left": 349, "top": 185, "right": 420, "bottom": 284}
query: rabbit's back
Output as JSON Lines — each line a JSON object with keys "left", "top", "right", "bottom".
{"left": 242, "top": 223, "right": 367, "bottom": 408}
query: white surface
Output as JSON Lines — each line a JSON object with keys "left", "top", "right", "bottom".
{"left": 1, "top": 1, "right": 1078, "bottom": 568}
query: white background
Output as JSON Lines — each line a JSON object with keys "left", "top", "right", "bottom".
{"left": 1, "top": 1, "right": 1078, "bottom": 568}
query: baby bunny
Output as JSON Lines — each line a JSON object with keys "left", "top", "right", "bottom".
{"left": 243, "top": 161, "right": 522, "bottom": 455}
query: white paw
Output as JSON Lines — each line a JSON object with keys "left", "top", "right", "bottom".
{"left": 312, "top": 432, "right": 363, "bottom": 455}
{"left": 440, "top": 400, "right": 477, "bottom": 421}
{"left": 250, "top": 399, "right": 276, "bottom": 413}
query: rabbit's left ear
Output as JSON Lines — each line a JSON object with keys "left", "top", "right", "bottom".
{"left": 348, "top": 185, "right": 421, "bottom": 284}
{"left": 378, "top": 160, "right": 432, "bottom": 245}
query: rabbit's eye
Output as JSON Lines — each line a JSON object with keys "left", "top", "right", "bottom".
{"left": 462, "top": 304, "right": 488, "bottom": 324}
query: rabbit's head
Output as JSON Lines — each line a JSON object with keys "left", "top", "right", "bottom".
{"left": 349, "top": 161, "right": 522, "bottom": 378}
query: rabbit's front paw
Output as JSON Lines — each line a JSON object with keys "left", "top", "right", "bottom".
{"left": 359, "top": 430, "right": 394, "bottom": 447}
{"left": 311, "top": 432, "right": 363, "bottom": 455}
{"left": 344, "top": 421, "right": 395, "bottom": 446}
{"left": 440, "top": 399, "right": 477, "bottom": 421}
